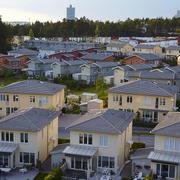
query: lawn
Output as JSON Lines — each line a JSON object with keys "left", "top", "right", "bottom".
{"left": 0, "top": 76, "right": 27, "bottom": 87}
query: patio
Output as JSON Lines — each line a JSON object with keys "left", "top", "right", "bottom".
{"left": 0, "top": 169, "right": 39, "bottom": 180}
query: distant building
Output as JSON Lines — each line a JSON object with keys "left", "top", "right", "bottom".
{"left": 66, "top": 5, "right": 75, "bottom": 20}
{"left": 174, "top": 10, "right": 180, "bottom": 18}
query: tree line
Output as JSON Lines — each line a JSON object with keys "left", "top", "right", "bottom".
{"left": 12, "top": 17, "right": 180, "bottom": 38}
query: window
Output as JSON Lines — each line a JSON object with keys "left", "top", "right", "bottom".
{"left": 119, "top": 96, "right": 122, "bottom": 105}
{"left": 20, "top": 133, "right": 28, "bottom": 143}
{"left": 1, "top": 131, "right": 14, "bottom": 142}
{"left": 98, "top": 156, "right": 115, "bottom": 169}
{"left": 30, "top": 96, "right": 36, "bottom": 103}
{"left": 164, "top": 138, "right": 180, "bottom": 152}
{"left": 100, "top": 135, "right": 108, "bottom": 146}
{"left": 160, "top": 98, "right": 166, "bottom": 105}
{"left": 41, "top": 97, "right": 48, "bottom": 105}
{"left": 78, "top": 133, "right": 93, "bottom": 145}
{"left": 20, "top": 152, "right": 35, "bottom": 165}
{"left": 13, "top": 95, "right": 19, "bottom": 102}
{"left": 157, "top": 164, "right": 176, "bottom": 179}
{"left": 144, "top": 97, "right": 151, "bottom": 106}
{"left": 127, "top": 96, "right": 133, "bottom": 103}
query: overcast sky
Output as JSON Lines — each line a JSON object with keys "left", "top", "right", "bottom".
{"left": 0, "top": 0, "right": 179, "bottom": 22}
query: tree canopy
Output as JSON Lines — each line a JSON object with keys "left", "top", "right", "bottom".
{"left": 11, "top": 17, "right": 180, "bottom": 38}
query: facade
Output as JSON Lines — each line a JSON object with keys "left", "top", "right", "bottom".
{"left": 0, "top": 80, "right": 65, "bottom": 118}
{"left": 73, "top": 62, "right": 119, "bottom": 84}
{"left": 134, "top": 44, "right": 163, "bottom": 55}
{"left": 52, "top": 60, "right": 87, "bottom": 78}
{"left": 63, "top": 109, "right": 135, "bottom": 176}
{"left": 66, "top": 5, "right": 75, "bottom": 20}
{"left": 113, "top": 64, "right": 155, "bottom": 86}
{"left": 165, "top": 46, "right": 180, "bottom": 59}
{"left": 124, "top": 53, "right": 162, "bottom": 65}
{"left": 0, "top": 108, "right": 59, "bottom": 168}
{"left": 108, "top": 80, "right": 177, "bottom": 122}
{"left": 148, "top": 112, "right": 180, "bottom": 179}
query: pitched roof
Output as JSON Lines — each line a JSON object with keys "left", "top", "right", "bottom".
{"left": 166, "top": 46, "right": 180, "bottom": 51}
{"left": 82, "top": 53, "right": 112, "bottom": 61}
{"left": 129, "top": 53, "right": 162, "bottom": 61}
{"left": 152, "top": 112, "right": 180, "bottom": 137}
{"left": 0, "top": 108, "right": 60, "bottom": 132}
{"left": 135, "top": 44, "right": 159, "bottom": 49}
{"left": 0, "top": 80, "right": 65, "bottom": 95}
{"left": 66, "top": 109, "right": 135, "bottom": 134}
{"left": 107, "top": 42, "right": 130, "bottom": 48}
{"left": 108, "top": 80, "right": 177, "bottom": 97}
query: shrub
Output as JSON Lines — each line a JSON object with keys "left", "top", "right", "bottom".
{"left": 44, "top": 168, "right": 63, "bottom": 180}
{"left": 131, "top": 142, "right": 145, "bottom": 150}
{"left": 58, "top": 138, "right": 70, "bottom": 144}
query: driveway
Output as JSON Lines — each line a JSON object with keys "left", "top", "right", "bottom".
{"left": 59, "top": 114, "right": 82, "bottom": 138}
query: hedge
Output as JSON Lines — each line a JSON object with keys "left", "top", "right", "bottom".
{"left": 131, "top": 142, "right": 146, "bottom": 150}
{"left": 58, "top": 138, "right": 70, "bottom": 144}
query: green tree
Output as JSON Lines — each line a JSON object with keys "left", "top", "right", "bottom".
{"left": 0, "top": 17, "right": 12, "bottom": 53}
{"left": 29, "top": 28, "right": 34, "bottom": 40}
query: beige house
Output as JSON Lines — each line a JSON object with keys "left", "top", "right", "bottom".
{"left": 0, "top": 108, "right": 59, "bottom": 168}
{"left": 107, "top": 42, "right": 133, "bottom": 54}
{"left": 63, "top": 109, "right": 135, "bottom": 177}
{"left": 134, "top": 44, "right": 163, "bottom": 55}
{"left": 0, "top": 80, "right": 65, "bottom": 118}
{"left": 108, "top": 80, "right": 177, "bottom": 122}
{"left": 148, "top": 112, "right": 180, "bottom": 179}
{"left": 165, "top": 46, "right": 180, "bottom": 59}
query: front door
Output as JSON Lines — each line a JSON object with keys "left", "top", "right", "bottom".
{"left": 155, "top": 98, "right": 159, "bottom": 109}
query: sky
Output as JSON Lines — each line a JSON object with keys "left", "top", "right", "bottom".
{"left": 0, "top": 0, "right": 179, "bottom": 22}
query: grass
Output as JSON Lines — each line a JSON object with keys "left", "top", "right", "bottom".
{"left": 34, "top": 173, "right": 48, "bottom": 180}
{"left": 133, "top": 132, "right": 154, "bottom": 136}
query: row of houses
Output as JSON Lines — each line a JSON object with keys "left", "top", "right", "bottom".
{"left": 107, "top": 42, "right": 180, "bottom": 60}
{"left": 0, "top": 79, "right": 179, "bottom": 179}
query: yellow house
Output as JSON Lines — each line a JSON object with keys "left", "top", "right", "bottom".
{"left": 63, "top": 109, "right": 135, "bottom": 177}
{"left": 134, "top": 44, "right": 163, "bottom": 55}
{"left": 148, "top": 112, "right": 180, "bottom": 179}
{"left": 0, "top": 80, "right": 65, "bottom": 118}
{"left": 0, "top": 108, "right": 59, "bottom": 168}
{"left": 108, "top": 80, "right": 177, "bottom": 122}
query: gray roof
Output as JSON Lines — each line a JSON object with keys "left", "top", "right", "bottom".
{"left": 0, "top": 80, "right": 65, "bottom": 95}
{"left": 8, "top": 48, "right": 38, "bottom": 56}
{"left": 0, "top": 108, "right": 60, "bottom": 132}
{"left": 126, "top": 69, "right": 175, "bottom": 80}
{"left": 66, "top": 109, "right": 135, "bottom": 134}
{"left": 50, "top": 143, "right": 69, "bottom": 155}
{"left": 166, "top": 46, "right": 180, "bottom": 51}
{"left": 129, "top": 53, "right": 162, "bottom": 61}
{"left": 82, "top": 53, "right": 112, "bottom": 61}
{"left": 130, "top": 147, "right": 154, "bottom": 160}
{"left": 165, "top": 66, "right": 180, "bottom": 73}
{"left": 108, "top": 80, "right": 178, "bottom": 97}
{"left": 135, "top": 44, "right": 159, "bottom": 49}
{"left": 107, "top": 42, "right": 130, "bottom": 48}
{"left": 148, "top": 150, "right": 180, "bottom": 164}
{"left": 0, "top": 142, "right": 18, "bottom": 153}
{"left": 152, "top": 112, "right": 180, "bottom": 137}
{"left": 63, "top": 145, "right": 97, "bottom": 157}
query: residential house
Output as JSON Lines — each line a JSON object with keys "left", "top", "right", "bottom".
{"left": 52, "top": 60, "right": 87, "bottom": 78}
{"left": 82, "top": 53, "right": 113, "bottom": 63}
{"left": 113, "top": 64, "right": 156, "bottom": 86}
{"left": 0, "top": 108, "right": 59, "bottom": 168}
{"left": 117, "top": 66, "right": 180, "bottom": 88}
{"left": 165, "top": 46, "right": 180, "bottom": 60}
{"left": 0, "top": 54, "right": 12, "bottom": 70}
{"left": 73, "top": 62, "right": 119, "bottom": 84}
{"left": 108, "top": 80, "right": 178, "bottom": 122}
{"left": 124, "top": 53, "right": 163, "bottom": 65}
{"left": 134, "top": 44, "right": 163, "bottom": 55}
{"left": 106, "top": 42, "right": 133, "bottom": 55}
{"left": 0, "top": 80, "right": 65, "bottom": 118}
{"left": 62, "top": 109, "right": 135, "bottom": 177}
{"left": 148, "top": 112, "right": 180, "bottom": 179}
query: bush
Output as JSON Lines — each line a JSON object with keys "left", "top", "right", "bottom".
{"left": 131, "top": 142, "right": 145, "bottom": 150}
{"left": 44, "top": 168, "right": 63, "bottom": 180}
{"left": 133, "top": 120, "right": 157, "bottom": 128}
{"left": 58, "top": 138, "right": 70, "bottom": 144}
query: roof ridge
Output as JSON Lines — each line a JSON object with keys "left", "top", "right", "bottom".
{"left": 153, "top": 82, "right": 173, "bottom": 96}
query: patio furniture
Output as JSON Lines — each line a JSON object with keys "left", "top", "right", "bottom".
{"left": 0, "top": 167, "right": 11, "bottom": 173}
{"left": 19, "top": 168, "right": 28, "bottom": 174}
